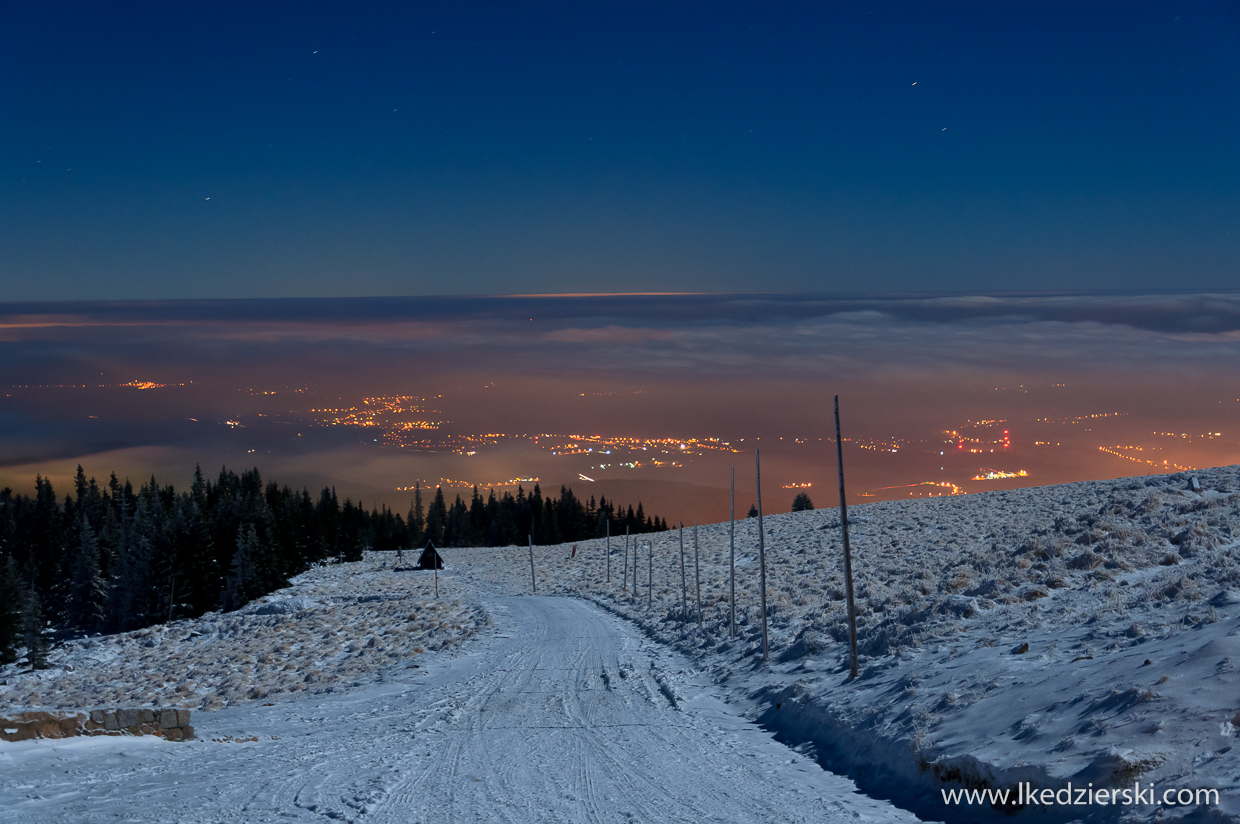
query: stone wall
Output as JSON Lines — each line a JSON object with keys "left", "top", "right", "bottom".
{"left": 0, "top": 708, "right": 193, "bottom": 742}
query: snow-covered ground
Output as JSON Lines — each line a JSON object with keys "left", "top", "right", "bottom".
{"left": 2, "top": 467, "right": 1237, "bottom": 823}
{"left": 0, "top": 576, "right": 919, "bottom": 823}
{"left": 454, "top": 467, "right": 1240, "bottom": 823}
{"left": 0, "top": 559, "right": 489, "bottom": 712}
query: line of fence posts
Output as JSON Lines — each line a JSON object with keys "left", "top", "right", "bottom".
{"left": 693, "top": 522, "right": 702, "bottom": 628}
{"left": 509, "top": 401, "right": 856, "bottom": 676}
{"left": 729, "top": 465, "right": 736, "bottom": 640}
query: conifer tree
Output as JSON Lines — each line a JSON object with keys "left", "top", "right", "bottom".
{"left": 425, "top": 486, "right": 447, "bottom": 545}
{"left": 65, "top": 518, "right": 108, "bottom": 634}
{"left": 21, "top": 583, "right": 50, "bottom": 670}
{"left": 408, "top": 482, "right": 425, "bottom": 547}
{"left": 223, "top": 524, "right": 259, "bottom": 611}
{"left": 0, "top": 556, "right": 23, "bottom": 665}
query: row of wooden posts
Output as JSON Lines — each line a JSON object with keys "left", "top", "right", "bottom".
{"left": 524, "top": 396, "right": 862, "bottom": 678}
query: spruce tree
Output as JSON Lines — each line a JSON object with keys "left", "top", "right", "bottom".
{"left": 425, "top": 487, "right": 447, "bottom": 545}
{"left": 65, "top": 518, "right": 108, "bottom": 634}
{"left": 408, "top": 482, "right": 425, "bottom": 547}
{"left": 21, "top": 584, "right": 50, "bottom": 670}
{"left": 223, "top": 524, "right": 259, "bottom": 611}
{"left": 791, "top": 492, "right": 814, "bottom": 512}
{"left": 0, "top": 556, "right": 23, "bottom": 665}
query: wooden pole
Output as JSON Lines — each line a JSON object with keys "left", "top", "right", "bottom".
{"left": 528, "top": 534, "right": 537, "bottom": 595}
{"left": 434, "top": 553, "right": 439, "bottom": 598}
{"left": 678, "top": 522, "right": 688, "bottom": 620}
{"left": 729, "top": 465, "right": 736, "bottom": 641}
{"left": 835, "top": 395, "right": 860, "bottom": 680}
{"left": 647, "top": 540, "right": 653, "bottom": 608}
{"left": 693, "top": 522, "right": 702, "bottom": 628}
{"left": 634, "top": 533, "right": 639, "bottom": 594}
{"left": 756, "top": 449, "right": 769, "bottom": 662}
{"left": 605, "top": 519, "right": 611, "bottom": 584}
{"left": 622, "top": 524, "right": 629, "bottom": 591}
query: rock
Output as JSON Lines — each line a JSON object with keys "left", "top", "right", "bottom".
{"left": 176, "top": 709, "right": 191, "bottom": 727}
{"left": 1012, "top": 642, "right": 1030, "bottom": 654}
{"left": 89, "top": 709, "right": 105, "bottom": 725}
{"left": 1188, "top": 476, "right": 1202, "bottom": 492}
{"left": 160, "top": 709, "right": 178, "bottom": 729}
{"left": 103, "top": 710, "right": 119, "bottom": 731}
{"left": 118, "top": 708, "right": 139, "bottom": 728}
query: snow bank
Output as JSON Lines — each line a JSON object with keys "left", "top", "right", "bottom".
{"left": 449, "top": 467, "right": 1240, "bottom": 823}
{"left": 0, "top": 558, "right": 489, "bottom": 713}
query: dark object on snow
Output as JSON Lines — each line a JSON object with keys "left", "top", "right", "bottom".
{"left": 1187, "top": 476, "right": 1202, "bottom": 493}
{"left": 417, "top": 542, "right": 444, "bottom": 570}
{"left": 1011, "top": 642, "right": 1029, "bottom": 655}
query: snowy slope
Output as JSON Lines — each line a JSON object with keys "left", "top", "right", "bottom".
{"left": 452, "top": 467, "right": 1240, "bottom": 823}
{"left": 2, "top": 467, "right": 1237, "bottom": 823}
{"left": 0, "top": 585, "right": 921, "bottom": 823}
{"left": 0, "top": 558, "right": 490, "bottom": 712}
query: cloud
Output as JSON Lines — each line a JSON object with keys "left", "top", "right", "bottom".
{"left": 1, "top": 292, "right": 1237, "bottom": 385}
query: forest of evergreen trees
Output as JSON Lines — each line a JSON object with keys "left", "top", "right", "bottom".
{"left": 0, "top": 466, "right": 667, "bottom": 668}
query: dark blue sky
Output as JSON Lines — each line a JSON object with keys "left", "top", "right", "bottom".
{"left": 3, "top": 1, "right": 1238, "bottom": 299}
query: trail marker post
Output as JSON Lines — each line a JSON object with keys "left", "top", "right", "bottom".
{"left": 835, "top": 395, "right": 861, "bottom": 680}
{"left": 729, "top": 466, "right": 736, "bottom": 640}
{"left": 634, "top": 535, "right": 639, "bottom": 594}
{"left": 647, "top": 540, "right": 653, "bottom": 608}
{"left": 622, "top": 525, "right": 629, "bottom": 592}
{"left": 678, "top": 522, "right": 688, "bottom": 620}
{"left": 605, "top": 520, "right": 611, "bottom": 585}
{"left": 693, "top": 522, "right": 702, "bottom": 629}
{"left": 756, "top": 449, "right": 769, "bottom": 662}
{"left": 528, "top": 534, "right": 537, "bottom": 595}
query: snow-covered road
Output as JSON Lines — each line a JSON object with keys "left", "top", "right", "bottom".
{"left": 0, "top": 594, "right": 921, "bottom": 824}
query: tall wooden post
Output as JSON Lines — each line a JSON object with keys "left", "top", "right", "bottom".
{"left": 605, "top": 519, "right": 611, "bottom": 584}
{"left": 528, "top": 534, "right": 537, "bottom": 595}
{"left": 835, "top": 395, "right": 860, "bottom": 680}
{"left": 756, "top": 449, "right": 769, "bottom": 662}
{"left": 647, "top": 540, "right": 653, "bottom": 608}
{"left": 678, "top": 522, "right": 688, "bottom": 619}
{"left": 634, "top": 534, "right": 639, "bottom": 594}
{"left": 693, "top": 522, "right": 702, "bottom": 628}
{"left": 434, "top": 553, "right": 439, "bottom": 598}
{"left": 622, "top": 525, "right": 629, "bottom": 591}
{"left": 729, "top": 465, "right": 736, "bottom": 641}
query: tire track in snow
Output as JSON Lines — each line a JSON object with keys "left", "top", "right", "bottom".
{"left": 0, "top": 595, "right": 926, "bottom": 824}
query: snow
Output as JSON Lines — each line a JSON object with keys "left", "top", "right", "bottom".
{"left": 1, "top": 467, "right": 1237, "bottom": 823}
{"left": 452, "top": 467, "right": 1240, "bottom": 822}
{"left": 0, "top": 559, "right": 489, "bottom": 712}
{"left": 0, "top": 580, "right": 919, "bottom": 824}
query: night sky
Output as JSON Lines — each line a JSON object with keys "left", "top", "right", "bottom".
{"left": 4, "top": 1, "right": 1238, "bottom": 299}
